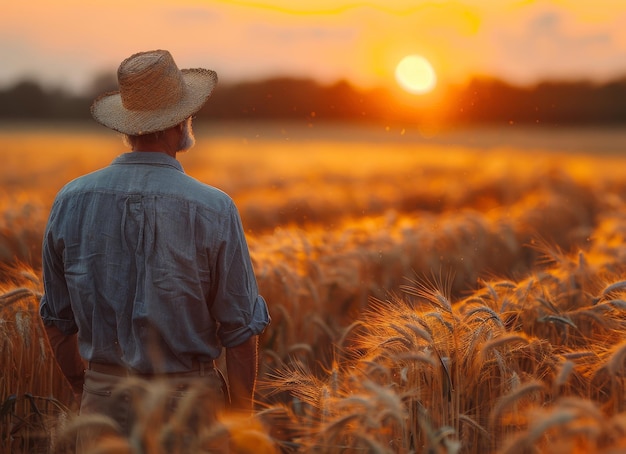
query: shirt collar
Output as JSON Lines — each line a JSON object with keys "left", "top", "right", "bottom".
{"left": 111, "top": 152, "right": 185, "bottom": 173}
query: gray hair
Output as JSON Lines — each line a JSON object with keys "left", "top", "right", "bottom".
{"left": 122, "top": 130, "right": 166, "bottom": 149}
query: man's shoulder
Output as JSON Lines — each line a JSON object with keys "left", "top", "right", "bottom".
{"left": 55, "top": 167, "right": 109, "bottom": 197}
{"left": 52, "top": 164, "right": 236, "bottom": 215}
{"left": 180, "top": 176, "right": 235, "bottom": 213}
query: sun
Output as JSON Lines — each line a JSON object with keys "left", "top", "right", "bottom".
{"left": 395, "top": 55, "right": 437, "bottom": 95}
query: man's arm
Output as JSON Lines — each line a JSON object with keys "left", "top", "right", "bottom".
{"left": 40, "top": 202, "right": 86, "bottom": 404}
{"left": 43, "top": 323, "right": 85, "bottom": 401}
{"left": 225, "top": 335, "right": 259, "bottom": 412}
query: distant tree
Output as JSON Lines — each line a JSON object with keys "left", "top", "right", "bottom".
{"left": 86, "top": 72, "right": 118, "bottom": 99}
{"left": 0, "top": 79, "right": 90, "bottom": 120}
{"left": 445, "top": 77, "right": 626, "bottom": 126}
{"left": 0, "top": 80, "right": 49, "bottom": 118}
{"left": 2, "top": 73, "right": 626, "bottom": 125}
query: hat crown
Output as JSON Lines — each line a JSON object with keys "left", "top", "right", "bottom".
{"left": 118, "top": 50, "right": 185, "bottom": 111}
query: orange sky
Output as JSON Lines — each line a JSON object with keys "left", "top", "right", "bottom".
{"left": 3, "top": 0, "right": 626, "bottom": 94}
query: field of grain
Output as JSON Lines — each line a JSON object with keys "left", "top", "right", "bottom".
{"left": 2, "top": 121, "right": 626, "bottom": 453}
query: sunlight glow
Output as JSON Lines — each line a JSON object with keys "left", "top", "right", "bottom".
{"left": 395, "top": 55, "right": 437, "bottom": 94}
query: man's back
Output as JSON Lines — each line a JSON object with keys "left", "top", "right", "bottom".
{"left": 41, "top": 151, "right": 268, "bottom": 373}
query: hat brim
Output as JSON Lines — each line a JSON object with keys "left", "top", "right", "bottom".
{"left": 90, "top": 68, "right": 217, "bottom": 135}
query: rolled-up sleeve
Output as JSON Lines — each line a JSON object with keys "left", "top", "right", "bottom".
{"left": 211, "top": 204, "right": 270, "bottom": 348}
{"left": 39, "top": 205, "right": 78, "bottom": 336}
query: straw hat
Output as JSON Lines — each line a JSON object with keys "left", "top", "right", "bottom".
{"left": 91, "top": 50, "right": 217, "bottom": 135}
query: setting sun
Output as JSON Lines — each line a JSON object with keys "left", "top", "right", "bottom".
{"left": 395, "top": 55, "right": 437, "bottom": 94}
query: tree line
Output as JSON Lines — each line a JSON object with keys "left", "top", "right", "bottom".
{"left": 1, "top": 74, "right": 626, "bottom": 126}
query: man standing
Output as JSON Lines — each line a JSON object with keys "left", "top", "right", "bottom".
{"left": 39, "top": 50, "right": 270, "bottom": 441}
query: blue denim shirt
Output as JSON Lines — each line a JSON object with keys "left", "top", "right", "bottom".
{"left": 40, "top": 151, "right": 270, "bottom": 373}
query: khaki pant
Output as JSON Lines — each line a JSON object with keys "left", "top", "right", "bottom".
{"left": 76, "top": 368, "right": 229, "bottom": 452}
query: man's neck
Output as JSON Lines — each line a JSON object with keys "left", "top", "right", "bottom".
{"left": 132, "top": 129, "right": 180, "bottom": 158}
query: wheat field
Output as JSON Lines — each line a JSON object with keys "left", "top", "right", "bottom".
{"left": 2, "top": 122, "right": 626, "bottom": 453}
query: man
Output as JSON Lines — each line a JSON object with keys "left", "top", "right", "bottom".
{"left": 39, "top": 50, "right": 271, "bottom": 439}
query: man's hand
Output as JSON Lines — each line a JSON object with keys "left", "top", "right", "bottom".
{"left": 43, "top": 324, "right": 85, "bottom": 401}
{"left": 225, "top": 336, "right": 259, "bottom": 412}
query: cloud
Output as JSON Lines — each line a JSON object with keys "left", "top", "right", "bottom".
{"left": 247, "top": 23, "right": 357, "bottom": 43}
{"left": 161, "top": 6, "right": 222, "bottom": 24}
{"left": 529, "top": 10, "right": 561, "bottom": 34}
{"left": 482, "top": 5, "right": 626, "bottom": 84}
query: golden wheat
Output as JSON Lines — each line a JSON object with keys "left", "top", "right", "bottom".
{"left": 4, "top": 126, "right": 626, "bottom": 451}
